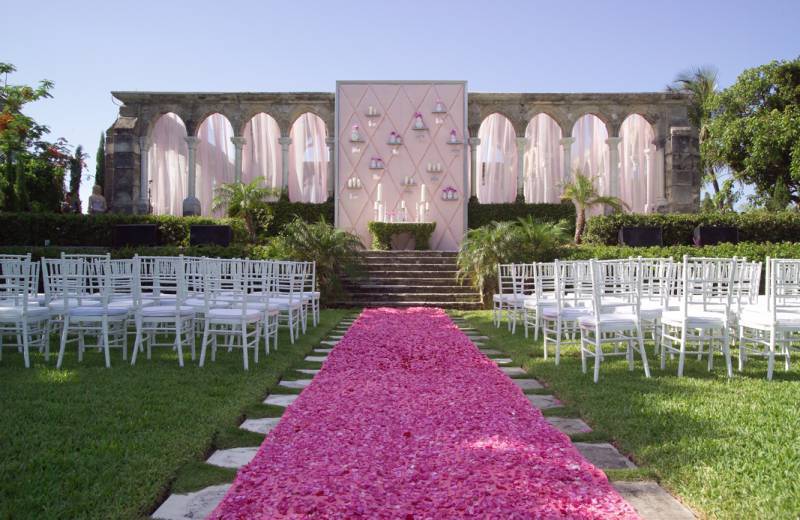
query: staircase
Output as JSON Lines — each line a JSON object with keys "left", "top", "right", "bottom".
{"left": 335, "top": 251, "right": 483, "bottom": 310}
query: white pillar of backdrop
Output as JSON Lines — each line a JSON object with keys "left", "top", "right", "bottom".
{"left": 195, "top": 114, "right": 235, "bottom": 217}
{"left": 571, "top": 114, "right": 609, "bottom": 217}
{"left": 242, "top": 113, "right": 282, "bottom": 193}
{"left": 618, "top": 114, "right": 656, "bottom": 213}
{"left": 288, "top": 113, "right": 329, "bottom": 203}
{"left": 476, "top": 114, "right": 517, "bottom": 203}
{"left": 148, "top": 113, "right": 189, "bottom": 216}
{"left": 524, "top": 114, "right": 564, "bottom": 203}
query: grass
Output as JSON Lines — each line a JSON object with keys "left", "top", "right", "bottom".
{"left": 455, "top": 310, "right": 800, "bottom": 519}
{"left": 0, "top": 309, "right": 351, "bottom": 519}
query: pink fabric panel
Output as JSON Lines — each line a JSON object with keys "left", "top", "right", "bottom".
{"left": 242, "top": 113, "right": 282, "bottom": 192}
{"left": 149, "top": 113, "right": 188, "bottom": 215}
{"left": 523, "top": 115, "right": 563, "bottom": 203}
{"left": 289, "top": 113, "right": 328, "bottom": 203}
{"left": 476, "top": 114, "right": 517, "bottom": 203}
{"left": 571, "top": 115, "right": 609, "bottom": 217}
{"left": 196, "top": 114, "right": 235, "bottom": 217}
{"left": 619, "top": 114, "right": 654, "bottom": 213}
{"left": 336, "top": 82, "right": 467, "bottom": 251}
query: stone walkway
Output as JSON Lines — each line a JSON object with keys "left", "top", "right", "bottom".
{"left": 153, "top": 312, "right": 694, "bottom": 519}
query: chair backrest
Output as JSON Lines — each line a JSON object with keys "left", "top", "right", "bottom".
{"left": 590, "top": 258, "right": 641, "bottom": 318}
{"left": 534, "top": 262, "right": 557, "bottom": 300}
{"left": 553, "top": 260, "right": 593, "bottom": 312}
{"left": 0, "top": 259, "right": 34, "bottom": 312}
{"left": 766, "top": 257, "right": 800, "bottom": 319}
{"left": 677, "top": 255, "right": 737, "bottom": 319}
{"left": 734, "top": 259, "right": 762, "bottom": 307}
{"left": 497, "top": 264, "right": 515, "bottom": 296}
{"left": 511, "top": 263, "right": 536, "bottom": 297}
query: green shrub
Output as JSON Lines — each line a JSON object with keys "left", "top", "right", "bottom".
{"left": 366, "top": 222, "right": 436, "bottom": 250}
{"left": 562, "top": 241, "right": 800, "bottom": 264}
{"left": 583, "top": 210, "right": 800, "bottom": 246}
{"left": 0, "top": 244, "right": 254, "bottom": 261}
{"left": 467, "top": 198, "right": 575, "bottom": 232}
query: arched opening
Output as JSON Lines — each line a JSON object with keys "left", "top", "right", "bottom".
{"left": 571, "top": 114, "right": 609, "bottom": 215}
{"left": 242, "top": 113, "right": 282, "bottom": 196}
{"left": 289, "top": 113, "right": 328, "bottom": 203}
{"left": 476, "top": 113, "right": 517, "bottom": 203}
{"left": 619, "top": 114, "right": 657, "bottom": 213}
{"left": 196, "top": 113, "right": 235, "bottom": 216}
{"left": 523, "top": 114, "right": 563, "bottom": 203}
{"left": 149, "top": 113, "right": 188, "bottom": 216}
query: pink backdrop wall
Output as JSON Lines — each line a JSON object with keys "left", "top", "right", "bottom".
{"left": 336, "top": 81, "right": 467, "bottom": 251}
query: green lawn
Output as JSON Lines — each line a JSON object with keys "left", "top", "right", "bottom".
{"left": 456, "top": 310, "right": 800, "bottom": 519}
{"left": 0, "top": 309, "right": 349, "bottom": 519}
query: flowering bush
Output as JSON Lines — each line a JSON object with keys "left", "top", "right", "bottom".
{"left": 211, "top": 308, "right": 636, "bottom": 518}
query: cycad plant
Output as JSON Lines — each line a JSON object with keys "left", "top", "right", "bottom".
{"left": 561, "top": 169, "right": 626, "bottom": 244}
{"left": 457, "top": 219, "right": 568, "bottom": 304}
{"left": 271, "top": 217, "right": 363, "bottom": 302}
{"left": 213, "top": 179, "right": 278, "bottom": 241}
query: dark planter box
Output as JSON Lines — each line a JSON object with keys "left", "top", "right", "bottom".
{"left": 190, "top": 225, "right": 232, "bottom": 247}
{"left": 693, "top": 225, "right": 739, "bottom": 246}
{"left": 112, "top": 224, "right": 158, "bottom": 247}
{"left": 618, "top": 226, "right": 663, "bottom": 247}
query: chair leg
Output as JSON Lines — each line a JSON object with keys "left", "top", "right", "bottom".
{"left": 175, "top": 320, "right": 184, "bottom": 368}
{"left": 738, "top": 325, "right": 745, "bottom": 371}
{"left": 57, "top": 316, "right": 70, "bottom": 369}
{"left": 722, "top": 327, "right": 733, "bottom": 378}
{"left": 21, "top": 321, "right": 31, "bottom": 368}
{"left": 132, "top": 320, "right": 142, "bottom": 365}
{"left": 580, "top": 329, "right": 587, "bottom": 374}
{"left": 637, "top": 323, "right": 650, "bottom": 378}
{"left": 102, "top": 319, "right": 111, "bottom": 368}
{"left": 593, "top": 334, "right": 602, "bottom": 383}
{"left": 241, "top": 321, "right": 249, "bottom": 371}
{"left": 555, "top": 319, "right": 562, "bottom": 366}
{"left": 677, "top": 326, "right": 687, "bottom": 377}
{"left": 767, "top": 329, "right": 776, "bottom": 380}
{"left": 199, "top": 320, "right": 210, "bottom": 367}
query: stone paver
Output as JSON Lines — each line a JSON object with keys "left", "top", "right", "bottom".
{"left": 279, "top": 379, "right": 312, "bottom": 389}
{"left": 467, "top": 335, "right": 489, "bottom": 341}
{"left": 512, "top": 378, "right": 544, "bottom": 390}
{"left": 240, "top": 417, "right": 281, "bottom": 434}
{"left": 527, "top": 394, "right": 562, "bottom": 409}
{"left": 613, "top": 481, "right": 696, "bottom": 520}
{"left": 573, "top": 442, "right": 636, "bottom": 469}
{"left": 264, "top": 394, "right": 298, "bottom": 407}
{"left": 492, "top": 357, "right": 513, "bottom": 365}
{"left": 500, "top": 366, "right": 527, "bottom": 377}
{"left": 207, "top": 447, "right": 259, "bottom": 469}
{"left": 305, "top": 355, "right": 328, "bottom": 363}
{"left": 296, "top": 368, "right": 320, "bottom": 375}
{"left": 546, "top": 416, "right": 592, "bottom": 435}
{"left": 480, "top": 348, "right": 503, "bottom": 355}
{"left": 314, "top": 348, "right": 332, "bottom": 353}
{"left": 152, "top": 484, "right": 231, "bottom": 520}
{"left": 320, "top": 340, "right": 338, "bottom": 347}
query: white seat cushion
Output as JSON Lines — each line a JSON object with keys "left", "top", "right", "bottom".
{"left": 69, "top": 305, "right": 128, "bottom": 317}
{"left": 0, "top": 305, "right": 50, "bottom": 320}
{"left": 207, "top": 308, "right": 262, "bottom": 321}
{"left": 141, "top": 305, "right": 195, "bottom": 317}
{"left": 579, "top": 313, "right": 639, "bottom": 329}
{"left": 739, "top": 308, "right": 800, "bottom": 329}
{"left": 184, "top": 298, "right": 231, "bottom": 309}
{"left": 638, "top": 299, "right": 664, "bottom": 320}
{"left": 109, "top": 298, "right": 156, "bottom": 309}
{"left": 541, "top": 306, "right": 592, "bottom": 320}
{"left": 661, "top": 309, "right": 726, "bottom": 328}
{"left": 302, "top": 291, "right": 320, "bottom": 298}
{"left": 48, "top": 298, "right": 100, "bottom": 311}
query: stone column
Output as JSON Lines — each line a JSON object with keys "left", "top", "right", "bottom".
{"left": 516, "top": 137, "right": 528, "bottom": 199}
{"left": 183, "top": 136, "right": 201, "bottom": 216}
{"left": 278, "top": 136, "right": 292, "bottom": 194}
{"left": 231, "top": 136, "right": 246, "bottom": 183}
{"left": 605, "top": 137, "right": 622, "bottom": 198}
{"left": 664, "top": 127, "right": 699, "bottom": 212}
{"left": 559, "top": 137, "right": 575, "bottom": 183}
{"left": 325, "top": 136, "right": 336, "bottom": 199}
{"left": 468, "top": 137, "right": 480, "bottom": 198}
{"left": 138, "top": 136, "right": 151, "bottom": 213}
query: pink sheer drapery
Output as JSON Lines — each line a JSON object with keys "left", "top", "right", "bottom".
{"left": 196, "top": 114, "right": 235, "bottom": 217}
{"left": 242, "top": 113, "right": 282, "bottom": 194}
{"left": 149, "top": 113, "right": 188, "bottom": 216}
{"left": 476, "top": 114, "right": 517, "bottom": 203}
{"left": 571, "top": 115, "right": 609, "bottom": 216}
{"left": 523, "top": 114, "right": 563, "bottom": 203}
{"left": 619, "top": 115, "right": 655, "bottom": 213}
{"left": 289, "top": 113, "right": 328, "bottom": 203}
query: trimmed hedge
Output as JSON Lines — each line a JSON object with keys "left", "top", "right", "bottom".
{"left": 562, "top": 241, "right": 800, "bottom": 264}
{"left": 467, "top": 199, "right": 575, "bottom": 230}
{"left": 367, "top": 222, "right": 436, "bottom": 250}
{"left": 264, "top": 199, "right": 334, "bottom": 235}
{"left": 583, "top": 211, "right": 800, "bottom": 246}
{"left": 0, "top": 245, "right": 256, "bottom": 261}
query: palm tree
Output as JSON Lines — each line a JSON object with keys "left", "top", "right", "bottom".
{"left": 212, "top": 178, "right": 278, "bottom": 241}
{"left": 668, "top": 66, "right": 727, "bottom": 208}
{"left": 561, "top": 170, "right": 626, "bottom": 244}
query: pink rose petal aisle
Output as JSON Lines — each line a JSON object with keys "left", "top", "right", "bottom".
{"left": 211, "top": 308, "right": 638, "bottom": 519}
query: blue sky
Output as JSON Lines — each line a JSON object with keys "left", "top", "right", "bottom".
{"left": 3, "top": 0, "right": 798, "bottom": 206}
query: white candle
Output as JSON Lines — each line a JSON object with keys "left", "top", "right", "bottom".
{"left": 401, "top": 200, "right": 406, "bottom": 209}
{"left": 420, "top": 184, "right": 427, "bottom": 202}
{"left": 376, "top": 183, "right": 382, "bottom": 202}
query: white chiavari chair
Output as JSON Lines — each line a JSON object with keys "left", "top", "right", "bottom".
{"left": 578, "top": 259, "right": 651, "bottom": 383}
{"left": 0, "top": 258, "right": 50, "bottom": 367}
{"left": 660, "top": 256, "right": 735, "bottom": 378}
{"left": 523, "top": 262, "right": 557, "bottom": 340}
{"left": 540, "top": 260, "right": 593, "bottom": 364}
{"left": 245, "top": 259, "right": 280, "bottom": 355}
{"left": 492, "top": 264, "right": 517, "bottom": 328}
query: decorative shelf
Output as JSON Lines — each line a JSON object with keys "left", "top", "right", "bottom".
{"left": 446, "top": 140, "right": 464, "bottom": 145}
{"left": 412, "top": 126, "right": 428, "bottom": 131}
{"left": 432, "top": 109, "right": 447, "bottom": 114}
{"left": 349, "top": 138, "right": 364, "bottom": 143}
{"left": 369, "top": 166, "right": 385, "bottom": 170}
{"left": 365, "top": 112, "right": 381, "bottom": 117}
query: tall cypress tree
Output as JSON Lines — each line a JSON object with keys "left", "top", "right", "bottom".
{"left": 95, "top": 133, "right": 105, "bottom": 189}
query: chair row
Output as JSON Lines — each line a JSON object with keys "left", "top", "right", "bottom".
{"left": 0, "top": 254, "right": 319, "bottom": 370}
{"left": 494, "top": 256, "right": 797, "bottom": 382}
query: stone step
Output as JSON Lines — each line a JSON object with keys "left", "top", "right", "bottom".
{"left": 359, "top": 258, "right": 458, "bottom": 266}
{"left": 545, "top": 416, "right": 592, "bottom": 435}
{"left": 240, "top": 417, "right": 281, "bottom": 434}
{"left": 351, "top": 276, "right": 472, "bottom": 286}
{"left": 612, "top": 481, "right": 696, "bottom": 520}
{"left": 263, "top": 394, "right": 298, "bottom": 407}
{"left": 344, "top": 269, "right": 459, "bottom": 279}
{"left": 360, "top": 251, "right": 458, "bottom": 258}
{"left": 341, "top": 292, "right": 481, "bottom": 303}
{"left": 573, "top": 442, "right": 636, "bottom": 469}
{"left": 207, "top": 447, "right": 258, "bottom": 469}
{"left": 343, "top": 284, "right": 476, "bottom": 295}
{"left": 331, "top": 301, "right": 484, "bottom": 310}
{"left": 153, "top": 484, "right": 231, "bottom": 520}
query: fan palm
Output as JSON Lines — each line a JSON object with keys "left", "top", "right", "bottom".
{"left": 212, "top": 179, "right": 278, "bottom": 241}
{"left": 561, "top": 169, "right": 626, "bottom": 244}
